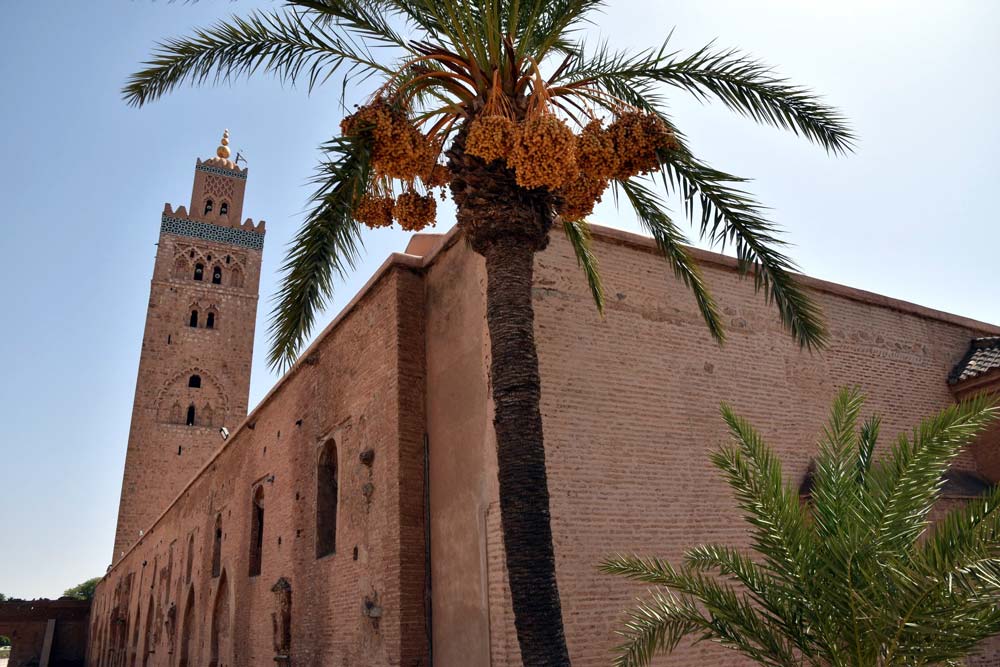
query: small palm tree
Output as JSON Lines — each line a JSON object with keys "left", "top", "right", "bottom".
{"left": 125, "top": 2, "right": 853, "bottom": 663}
{"left": 603, "top": 388, "right": 1000, "bottom": 667}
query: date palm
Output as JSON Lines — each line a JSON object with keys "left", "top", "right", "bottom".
{"left": 603, "top": 388, "right": 1000, "bottom": 667}
{"left": 124, "top": 1, "right": 853, "bottom": 663}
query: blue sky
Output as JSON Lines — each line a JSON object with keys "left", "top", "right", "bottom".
{"left": 0, "top": 1, "right": 997, "bottom": 599}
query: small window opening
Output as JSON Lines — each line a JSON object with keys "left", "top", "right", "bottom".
{"left": 211, "top": 515, "right": 222, "bottom": 578}
{"left": 225, "top": 255, "right": 231, "bottom": 264}
{"left": 167, "top": 335, "right": 172, "bottom": 345}
{"left": 194, "top": 264, "right": 204, "bottom": 281}
{"left": 212, "top": 267, "right": 222, "bottom": 285}
{"left": 249, "top": 487, "right": 265, "bottom": 577}
{"left": 204, "top": 199, "right": 214, "bottom": 215}
{"left": 207, "top": 255, "right": 211, "bottom": 261}
{"left": 185, "top": 535, "right": 194, "bottom": 584}
{"left": 189, "top": 250, "right": 195, "bottom": 258}
{"left": 177, "top": 446, "right": 182, "bottom": 456}
{"left": 206, "top": 312, "right": 215, "bottom": 329}
{"left": 316, "top": 440, "right": 338, "bottom": 558}
{"left": 189, "top": 311, "right": 199, "bottom": 328}
{"left": 188, "top": 375, "right": 201, "bottom": 389}
{"left": 186, "top": 405, "right": 196, "bottom": 426}
{"left": 220, "top": 202, "right": 229, "bottom": 216}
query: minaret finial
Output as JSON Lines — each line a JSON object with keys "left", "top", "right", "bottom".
{"left": 217, "top": 129, "right": 231, "bottom": 159}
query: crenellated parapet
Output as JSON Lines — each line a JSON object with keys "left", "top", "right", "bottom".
{"left": 195, "top": 156, "right": 248, "bottom": 179}
{"left": 161, "top": 202, "right": 265, "bottom": 250}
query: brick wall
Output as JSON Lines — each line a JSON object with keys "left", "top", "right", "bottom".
{"left": 0, "top": 599, "right": 90, "bottom": 667}
{"left": 537, "top": 228, "right": 998, "bottom": 666}
{"left": 92, "top": 264, "right": 428, "bottom": 667}
{"left": 95, "top": 220, "right": 999, "bottom": 667}
{"left": 113, "top": 202, "right": 263, "bottom": 561}
{"left": 424, "top": 225, "right": 1000, "bottom": 666}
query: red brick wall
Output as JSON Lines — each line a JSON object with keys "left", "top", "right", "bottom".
{"left": 533, "top": 229, "right": 997, "bottom": 666}
{"left": 423, "top": 226, "right": 999, "bottom": 666}
{"left": 97, "top": 220, "right": 999, "bottom": 667}
{"left": 0, "top": 600, "right": 90, "bottom": 667}
{"left": 92, "top": 265, "right": 428, "bottom": 667}
{"left": 113, "top": 166, "right": 263, "bottom": 562}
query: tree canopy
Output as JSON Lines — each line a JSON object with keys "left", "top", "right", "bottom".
{"left": 124, "top": 0, "right": 853, "bottom": 370}
{"left": 63, "top": 577, "right": 100, "bottom": 602}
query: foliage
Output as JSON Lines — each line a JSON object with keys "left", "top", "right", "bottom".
{"left": 63, "top": 577, "right": 101, "bottom": 602}
{"left": 602, "top": 388, "right": 1000, "bottom": 667}
{"left": 0, "top": 635, "right": 9, "bottom": 648}
{"left": 124, "top": 0, "right": 853, "bottom": 371}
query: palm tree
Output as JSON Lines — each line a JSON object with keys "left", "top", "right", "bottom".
{"left": 124, "top": 2, "right": 853, "bottom": 663}
{"left": 603, "top": 388, "right": 1000, "bottom": 667}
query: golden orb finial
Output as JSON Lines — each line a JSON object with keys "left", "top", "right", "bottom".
{"left": 217, "top": 129, "right": 231, "bottom": 159}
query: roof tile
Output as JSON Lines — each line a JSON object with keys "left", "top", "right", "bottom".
{"left": 949, "top": 337, "right": 1000, "bottom": 385}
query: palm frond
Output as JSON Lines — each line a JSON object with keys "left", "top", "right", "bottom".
{"left": 869, "top": 394, "right": 998, "bottom": 551}
{"left": 123, "top": 9, "right": 393, "bottom": 107}
{"left": 714, "top": 405, "right": 814, "bottom": 587}
{"left": 287, "top": 0, "right": 412, "bottom": 47}
{"left": 561, "top": 219, "right": 605, "bottom": 314}
{"left": 601, "top": 554, "right": 799, "bottom": 666}
{"left": 809, "top": 387, "right": 866, "bottom": 539}
{"left": 267, "top": 133, "right": 373, "bottom": 371}
{"left": 606, "top": 391, "right": 1000, "bottom": 666}
{"left": 649, "top": 43, "right": 855, "bottom": 155}
{"left": 616, "top": 178, "right": 724, "bottom": 342}
{"left": 660, "top": 149, "right": 827, "bottom": 349}
{"left": 608, "top": 587, "right": 702, "bottom": 667}
{"left": 553, "top": 39, "right": 855, "bottom": 154}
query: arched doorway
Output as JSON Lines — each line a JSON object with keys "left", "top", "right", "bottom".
{"left": 141, "top": 595, "right": 154, "bottom": 667}
{"left": 178, "top": 587, "right": 195, "bottom": 667}
{"left": 209, "top": 570, "right": 231, "bottom": 667}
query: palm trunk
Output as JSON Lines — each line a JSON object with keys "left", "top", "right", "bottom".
{"left": 448, "top": 131, "right": 571, "bottom": 665}
{"left": 483, "top": 237, "right": 571, "bottom": 667}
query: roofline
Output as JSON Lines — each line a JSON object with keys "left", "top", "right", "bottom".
{"left": 104, "top": 222, "right": 998, "bottom": 574}
{"left": 585, "top": 224, "right": 1000, "bottom": 334}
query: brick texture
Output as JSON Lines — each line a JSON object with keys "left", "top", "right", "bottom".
{"left": 93, "top": 211, "right": 1000, "bottom": 667}
{"left": 92, "top": 265, "right": 428, "bottom": 667}
{"left": 112, "top": 158, "right": 262, "bottom": 561}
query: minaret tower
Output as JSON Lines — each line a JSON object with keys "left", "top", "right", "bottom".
{"left": 113, "top": 131, "right": 266, "bottom": 561}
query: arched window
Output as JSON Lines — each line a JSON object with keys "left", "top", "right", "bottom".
{"left": 209, "top": 570, "right": 230, "bottom": 667}
{"left": 141, "top": 595, "right": 154, "bottom": 667}
{"left": 316, "top": 440, "right": 338, "bottom": 558}
{"left": 188, "top": 375, "right": 201, "bottom": 389}
{"left": 186, "top": 405, "right": 196, "bottom": 426}
{"left": 219, "top": 202, "right": 229, "bottom": 216}
{"left": 204, "top": 199, "right": 214, "bottom": 215}
{"left": 211, "top": 515, "right": 222, "bottom": 578}
{"left": 189, "top": 310, "right": 199, "bottom": 328}
{"left": 212, "top": 267, "right": 222, "bottom": 285}
{"left": 230, "top": 268, "right": 244, "bottom": 289}
{"left": 185, "top": 534, "right": 194, "bottom": 584}
{"left": 248, "top": 486, "right": 265, "bottom": 577}
{"left": 206, "top": 312, "right": 216, "bottom": 329}
{"left": 178, "top": 587, "right": 195, "bottom": 667}
{"left": 194, "top": 264, "right": 204, "bottom": 281}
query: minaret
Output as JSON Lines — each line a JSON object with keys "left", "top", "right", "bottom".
{"left": 112, "top": 131, "right": 266, "bottom": 561}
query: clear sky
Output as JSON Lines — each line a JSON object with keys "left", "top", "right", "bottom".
{"left": 0, "top": 1, "right": 997, "bottom": 599}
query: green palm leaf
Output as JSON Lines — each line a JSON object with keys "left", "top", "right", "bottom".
{"left": 605, "top": 389, "right": 999, "bottom": 666}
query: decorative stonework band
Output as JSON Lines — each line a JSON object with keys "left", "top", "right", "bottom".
{"left": 161, "top": 216, "right": 264, "bottom": 250}
{"left": 195, "top": 163, "right": 248, "bottom": 180}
